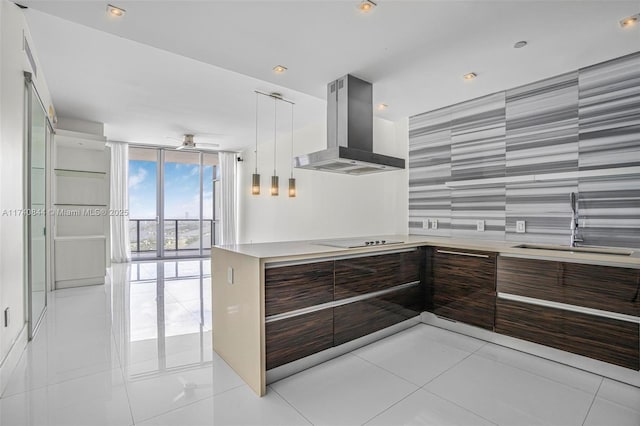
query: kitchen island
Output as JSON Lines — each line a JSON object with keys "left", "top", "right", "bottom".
{"left": 212, "top": 235, "right": 640, "bottom": 395}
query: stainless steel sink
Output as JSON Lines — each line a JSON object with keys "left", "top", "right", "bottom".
{"left": 513, "top": 244, "right": 638, "bottom": 257}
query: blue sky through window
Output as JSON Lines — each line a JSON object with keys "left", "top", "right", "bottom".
{"left": 129, "top": 160, "right": 214, "bottom": 220}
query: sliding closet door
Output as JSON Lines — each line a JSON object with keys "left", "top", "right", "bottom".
{"left": 25, "top": 74, "right": 48, "bottom": 339}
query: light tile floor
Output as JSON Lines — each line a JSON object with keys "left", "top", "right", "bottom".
{"left": 1, "top": 260, "right": 639, "bottom": 426}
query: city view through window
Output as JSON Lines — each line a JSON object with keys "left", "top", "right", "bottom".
{"left": 128, "top": 147, "right": 219, "bottom": 259}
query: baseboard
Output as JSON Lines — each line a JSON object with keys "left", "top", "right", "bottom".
{"left": 0, "top": 324, "right": 28, "bottom": 396}
{"left": 55, "top": 276, "right": 105, "bottom": 289}
{"left": 420, "top": 312, "right": 640, "bottom": 388}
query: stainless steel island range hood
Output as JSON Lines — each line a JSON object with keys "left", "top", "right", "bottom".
{"left": 294, "top": 74, "right": 405, "bottom": 175}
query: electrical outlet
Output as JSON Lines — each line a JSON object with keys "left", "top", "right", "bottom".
{"left": 422, "top": 220, "right": 429, "bottom": 229}
{"left": 476, "top": 220, "right": 485, "bottom": 232}
{"left": 516, "top": 220, "right": 526, "bottom": 233}
{"left": 431, "top": 219, "right": 438, "bottom": 230}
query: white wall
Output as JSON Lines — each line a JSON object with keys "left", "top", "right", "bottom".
{"left": 238, "top": 117, "right": 409, "bottom": 244}
{"left": 0, "top": 0, "right": 54, "bottom": 374}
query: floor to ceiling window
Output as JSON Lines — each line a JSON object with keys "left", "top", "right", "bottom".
{"left": 129, "top": 147, "right": 219, "bottom": 259}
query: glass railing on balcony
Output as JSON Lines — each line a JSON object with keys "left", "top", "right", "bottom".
{"left": 129, "top": 219, "right": 216, "bottom": 254}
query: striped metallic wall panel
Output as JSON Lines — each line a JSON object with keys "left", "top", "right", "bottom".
{"left": 505, "top": 72, "right": 579, "bottom": 244}
{"left": 451, "top": 93, "right": 506, "bottom": 181}
{"left": 451, "top": 93, "right": 506, "bottom": 239}
{"left": 409, "top": 51, "right": 640, "bottom": 249}
{"left": 506, "top": 72, "right": 579, "bottom": 176}
{"left": 578, "top": 53, "right": 640, "bottom": 170}
{"left": 408, "top": 107, "right": 452, "bottom": 236}
{"left": 578, "top": 53, "right": 640, "bottom": 248}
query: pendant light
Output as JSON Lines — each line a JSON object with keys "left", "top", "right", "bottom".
{"left": 270, "top": 97, "right": 279, "bottom": 196}
{"left": 251, "top": 92, "right": 260, "bottom": 195}
{"left": 288, "top": 103, "right": 296, "bottom": 197}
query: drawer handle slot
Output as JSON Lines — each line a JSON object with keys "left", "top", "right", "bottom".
{"left": 436, "top": 250, "right": 489, "bottom": 258}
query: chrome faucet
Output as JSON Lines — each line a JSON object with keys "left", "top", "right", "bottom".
{"left": 570, "top": 192, "right": 583, "bottom": 247}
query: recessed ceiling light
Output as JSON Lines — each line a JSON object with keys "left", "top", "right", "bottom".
{"left": 514, "top": 40, "right": 528, "bottom": 49}
{"left": 273, "top": 65, "right": 288, "bottom": 74}
{"left": 107, "top": 4, "right": 125, "bottom": 17}
{"left": 377, "top": 103, "right": 388, "bottom": 110}
{"left": 463, "top": 72, "right": 477, "bottom": 80}
{"left": 358, "top": 0, "right": 377, "bottom": 13}
{"left": 620, "top": 14, "right": 638, "bottom": 27}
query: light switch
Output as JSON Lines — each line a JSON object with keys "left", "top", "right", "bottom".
{"left": 422, "top": 220, "right": 429, "bottom": 229}
{"left": 431, "top": 219, "right": 438, "bottom": 230}
{"left": 516, "top": 220, "right": 526, "bottom": 233}
{"left": 227, "top": 267, "right": 234, "bottom": 285}
{"left": 476, "top": 220, "right": 485, "bottom": 232}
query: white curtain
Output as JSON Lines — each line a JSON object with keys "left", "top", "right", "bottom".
{"left": 107, "top": 141, "right": 131, "bottom": 262}
{"left": 219, "top": 152, "right": 238, "bottom": 245}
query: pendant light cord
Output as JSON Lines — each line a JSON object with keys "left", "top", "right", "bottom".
{"left": 290, "top": 103, "right": 294, "bottom": 179}
{"left": 273, "top": 97, "right": 277, "bottom": 175}
{"left": 254, "top": 92, "right": 259, "bottom": 174}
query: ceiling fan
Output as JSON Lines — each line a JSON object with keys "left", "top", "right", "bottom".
{"left": 167, "top": 133, "right": 221, "bottom": 151}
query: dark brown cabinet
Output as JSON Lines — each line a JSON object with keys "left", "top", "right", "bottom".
{"left": 265, "top": 260, "right": 335, "bottom": 370}
{"left": 265, "top": 249, "right": 425, "bottom": 369}
{"left": 265, "top": 309, "right": 334, "bottom": 370}
{"left": 431, "top": 247, "right": 497, "bottom": 330}
{"left": 334, "top": 285, "right": 423, "bottom": 346}
{"left": 496, "top": 256, "right": 640, "bottom": 370}
{"left": 496, "top": 298, "right": 639, "bottom": 370}
{"left": 265, "top": 260, "right": 334, "bottom": 317}
{"left": 334, "top": 250, "right": 422, "bottom": 300}
{"left": 497, "top": 257, "right": 639, "bottom": 316}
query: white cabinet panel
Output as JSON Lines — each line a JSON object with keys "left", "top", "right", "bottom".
{"left": 55, "top": 145, "right": 108, "bottom": 173}
{"left": 54, "top": 170, "right": 107, "bottom": 206}
{"left": 55, "top": 205, "right": 108, "bottom": 237}
{"left": 54, "top": 238, "right": 106, "bottom": 283}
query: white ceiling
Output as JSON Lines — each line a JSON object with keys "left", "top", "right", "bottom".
{"left": 21, "top": 0, "right": 640, "bottom": 151}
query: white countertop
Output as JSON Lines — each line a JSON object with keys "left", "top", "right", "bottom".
{"left": 213, "top": 235, "right": 640, "bottom": 268}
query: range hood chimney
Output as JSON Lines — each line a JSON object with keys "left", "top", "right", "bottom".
{"left": 294, "top": 74, "right": 405, "bottom": 175}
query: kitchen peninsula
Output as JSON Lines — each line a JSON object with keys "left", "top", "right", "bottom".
{"left": 212, "top": 235, "right": 640, "bottom": 396}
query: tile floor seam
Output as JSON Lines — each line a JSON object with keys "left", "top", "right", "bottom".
{"left": 268, "top": 385, "right": 315, "bottom": 425}
{"left": 591, "top": 378, "right": 640, "bottom": 413}
{"left": 419, "top": 348, "right": 478, "bottom": 388}
{"left": 112, "top": 329, "right": 137, "bottom": 426}
{"left": 422, "top": 388, "right": 499, "bottom": 426}
{"left": 116, "top": 365, "right": 137, "bottom": 426}
{"left": 351, "top": 352, "right": 426, "bottom": 388}
{"left": 1, "top": 363, "right": 125, "bottom": 399}
{"left": 581, "top": 377, "right": 604, "bottom": 426}
{"left": 128, "top": 390, "right": 215, "bottom": 424}
{"left": 358, "top": 387, "right": 423, "bottom": 426}
{"left": 211, "top": 381, "right": 245, "bottom": 398}
{"left": 471, "top": 344, "right": 609, "bottom": 395}
{"left": 128, "top": 393, "right": 213, "bottom": 425}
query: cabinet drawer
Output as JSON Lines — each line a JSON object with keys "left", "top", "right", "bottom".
{"left": 266, "top": 309, "right": 334, "bottom": 370}
{"left": 334, "top": 250, "right": 421, "bottom": 300}
{"left": 265, "top": 261, "right": 334, "bottom": 317}
{"left": 334, "top": 286, "right": 423, "bottom": 346}
{"left": 432, "top": 247, "right": 497, "bottom": 330}
{"left": 433, "top": 293, "right": 495, "bottom": 330}
{"left": 433, "top": 247, "right": 497, "bottom": 289}
{"left": 497, "top": 257, "right": 640, "bottom": 316}
{"left": 495, "top": 298, "right": 639, "bottom": 370}
{"left": 562, "top": 263, "right": 639, "bottom": 317}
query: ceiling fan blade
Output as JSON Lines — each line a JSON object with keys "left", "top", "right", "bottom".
{"left": 175, "top": 145, "right": 186, "bottom": 150}
{"left": 197, "top": 143, "right": 220, "bottom": 147}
